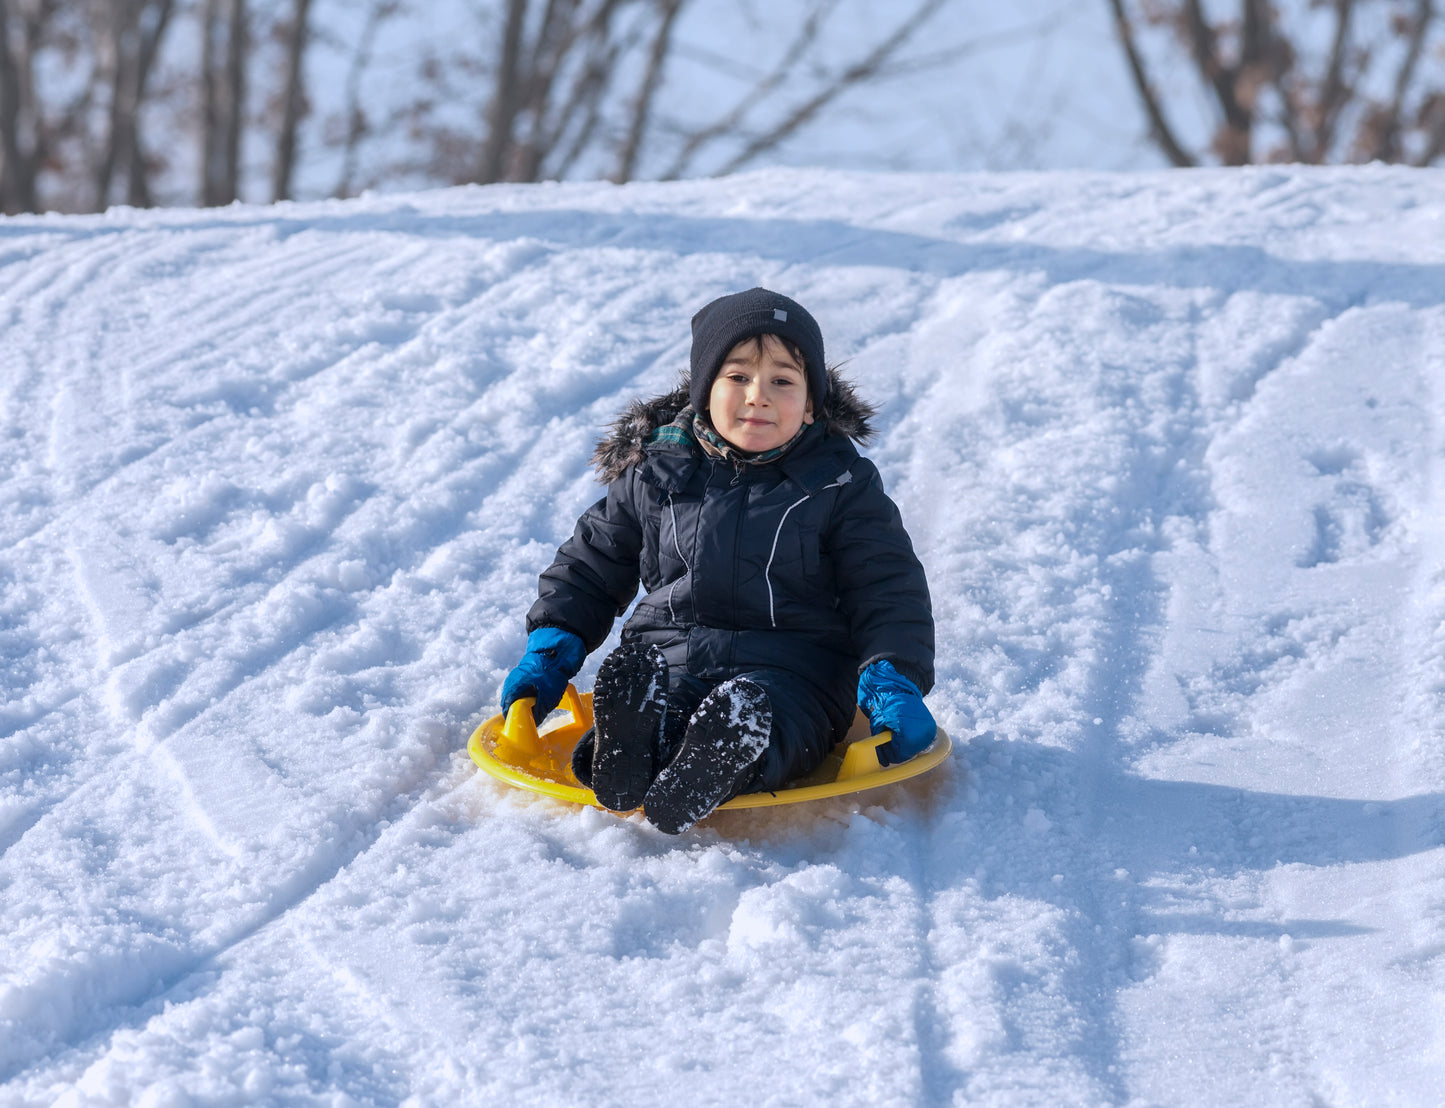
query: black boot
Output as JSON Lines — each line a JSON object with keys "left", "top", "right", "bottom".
{"left": 643, "top": 677, "right": 771, "bottom": 835}
{"left": 569, "top": 730, "right": 597, "bottom": 789}
{"left": 590, "top": 643, "right": 669, "bottom": 812}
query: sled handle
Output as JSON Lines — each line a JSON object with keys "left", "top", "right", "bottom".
{"left": 498, "top": 683, "right": 590, "bottom": 758}
{"left": 835, "top": 726, "right": 942, "bottom": 781}
{"left": 559, "top": 682, "right": 590, "bottom": 727}
{"left": 836, "top": 733, "right": 889, "bottom": 781}
{"left": 498, "top": 697, "right": 541, "bottom": 760}
{"left": 503, "top": 696, "right": 539, "bottom": 736}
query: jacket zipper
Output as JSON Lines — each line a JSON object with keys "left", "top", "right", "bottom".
{"left": 764, "top": 469, "right": 853, "bottom": 627}
{"left": 667, "top": 494, "right": 691, "bottom": 624}
{"left": 730, "top": 465, "right": 746, "bottom": 645}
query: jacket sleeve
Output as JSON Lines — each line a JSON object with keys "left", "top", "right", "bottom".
{"left": 827, "top": 458, "right": 935, "bottom": 694}
{"left": 525, "top": 471, "right": 646, "bottom": 653}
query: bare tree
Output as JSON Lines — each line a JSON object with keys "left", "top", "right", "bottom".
{"left": 2, "top": 0, "right": 1037, "bottom": 212}
{"left": 0, "top": 0, "right": 131, "bottom": 214}
{"left": 200, "top": 0, "right": 247, "bottom": 204}
{"left": 329, "top": 0, "right": 397, "bottom": 198}
{"left": 271, "top": 0, "right": 311, "bottom": 201}
{"left": 472, "top": 0, "right": 653, "bottom": 185}
{"left": 1107, "top": 0, "right": 1445, "bottom": 166}
{"left": 410, "top": 0, "right": 961, "bottom": 186}
{"left": 478, "top": 0, "right": 527, "bottom": 183}
{"left": 0, "top": 0, "right": 47, "bottom": 214}
{"left": 94, "top": 0, "right": 176, "bottom": 209}
{"left": 661, "top": 0, "right": 954, "bottom": 179}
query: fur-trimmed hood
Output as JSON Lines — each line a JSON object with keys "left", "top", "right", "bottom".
{"left": 592, "top": 367, "right": 877, "bottom": 483}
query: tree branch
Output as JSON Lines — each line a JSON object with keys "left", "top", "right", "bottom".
{"left": 1311, "top": 0, "right": 1356, "bottom": 160}
{"left": 659, "top": 0, "right": 838, "bottom": 180}
{"left": 1370, "top": 0, "right": 1433, "bottom": 160}
{"left": 1184, "top": 0, "right": 1253, "bottom": 162}
{"left": 548, "top": 30, "right": 616, "bottom": 177}
{"left": 611, "top": 0, "right": 684, "bottom": 182}
{"left": 713, "top": 0, "right": 949, "bottom": 177}
{"left": 520, "top": 0, "right": 633, "bottom": 182}
{"left": 333, "top": 0, "right": 392, "bottom": 198}
{"left": 1105, "top": 0, "right": 1197, "bottom": 167}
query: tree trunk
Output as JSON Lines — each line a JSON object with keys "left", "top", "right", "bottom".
{"left": 479, "top": 0, "right": 528, "bottom": 183}
{"left": 0, "top": 0, "right": 39, "bottom": 213}
{"left": 272, "top": 0, "right": 312, "bottom": 201}
{"left": 201, "top": 0, "right": 246, "bottom": 206}
{"left": 94, "top": 0, "right": 172, "bottom": 210}
{"left": 222, "top": 0, "right": 246, "bottom": 203}
{"left": 200, "top": 0, "right": 220, "bottom": 202}
{"left": 126, "top": 0, "right": 173, "bottom": 207}
{"left": 94, "top": 0, "right": 132, "bottom": 209}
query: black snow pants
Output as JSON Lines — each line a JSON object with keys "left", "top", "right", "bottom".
{"left": 572, "top": 659, "right": 849, "bottom": 797}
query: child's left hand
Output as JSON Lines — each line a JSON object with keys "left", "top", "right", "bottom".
{"left": 857, "top": 659, "right": 937, "bottom": 766}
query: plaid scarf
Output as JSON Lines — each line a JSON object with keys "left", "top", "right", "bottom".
{"left": 648, "top": 404, "right": 806, "bottom": 467}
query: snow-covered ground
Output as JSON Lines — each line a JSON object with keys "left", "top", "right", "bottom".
{"left": 2, "top": 166, "right": 1444, "bottom": 1106}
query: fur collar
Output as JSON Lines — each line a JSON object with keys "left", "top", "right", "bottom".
{"left": 591, "top": 368, "right": 877, "bottom": 482}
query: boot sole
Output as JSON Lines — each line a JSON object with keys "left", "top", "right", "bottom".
{"left": 644, "top": 678, "right": 771, "bottom": 834}
{"left": 591, "top": 646, "right": 668, "bottom": 812}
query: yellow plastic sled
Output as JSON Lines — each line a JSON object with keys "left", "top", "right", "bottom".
{"left": 468, "top": 683, "right": 952, "bottom": 813}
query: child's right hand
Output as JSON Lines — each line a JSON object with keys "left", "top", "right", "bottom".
{"left": 501, "top": 628, "right": 586, "bottom": 723}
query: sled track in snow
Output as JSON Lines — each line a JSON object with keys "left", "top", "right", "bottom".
{"left": 5, "top": 170, "right": 1445, "bottom": 1104}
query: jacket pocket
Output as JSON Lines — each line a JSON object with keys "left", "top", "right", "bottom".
{"left": 798, "top": 525, "right": 820, "bottom": 577}
{"left": 639, "top": 518, "right": 661, "bottom": 589}
{"left": 658, "top": 494, "right": 693, "bottom": 578}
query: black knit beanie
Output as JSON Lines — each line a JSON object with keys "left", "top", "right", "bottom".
{"left": 689, "top": 288, "right": 827, "bottom": 416}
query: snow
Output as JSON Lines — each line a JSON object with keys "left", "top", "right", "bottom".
{"left": 2, "top": 165, "right": 1444, "bottom": 1106}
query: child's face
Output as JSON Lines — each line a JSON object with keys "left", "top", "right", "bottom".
{"left": 707, "top": 334, "right": 814, "bottom": 453}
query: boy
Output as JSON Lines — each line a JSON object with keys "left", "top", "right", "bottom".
{"left": 501, "top": 288, "right": 935, "bottom": 833}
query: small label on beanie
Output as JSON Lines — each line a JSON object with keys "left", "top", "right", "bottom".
{"left": 773, "top": 309, "right": 787, "bottom": 321}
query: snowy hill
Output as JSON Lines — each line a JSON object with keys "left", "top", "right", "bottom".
{"left": 2, "top": 167, "right": 1444, "bottom": 1106}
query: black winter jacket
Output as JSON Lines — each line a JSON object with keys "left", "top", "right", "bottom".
{"left": 526, "top": 374, "right": 934, "bottom": 731}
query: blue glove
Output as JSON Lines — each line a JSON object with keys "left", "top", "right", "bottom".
{"left": 857, "top": 659, "right": 937, "bottom": 766}
{"left": 501, "top": 628, "right": 586, "bottom": 723}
